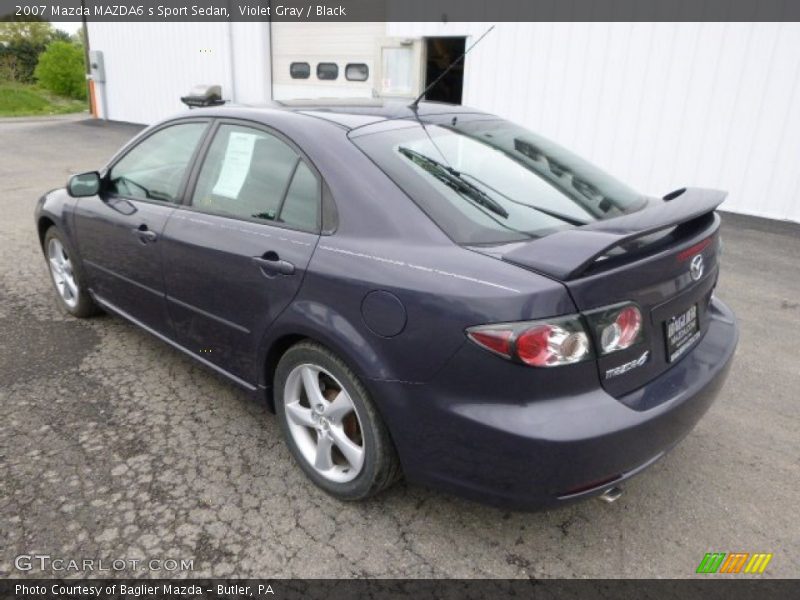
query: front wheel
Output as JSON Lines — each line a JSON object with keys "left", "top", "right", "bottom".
{"left": 43, "top": 227, "right": 99, "bottom": 318}
{"left": 274, "top": 341, "right": 402, "bottom": 500}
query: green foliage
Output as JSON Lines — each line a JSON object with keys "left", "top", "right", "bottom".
{"left": 34, "top": 41, "right": 87, "bottom": 100}
{"left": 0, "top": 83, "right": 87, "bottom": 117}
{"left": 0, "top": 38, "right": 45, "bottom": 83}
{"left": 52, "top": 29, "right": 73, "bottom": 44}
{"left": 0, "top": 20, "right": 59, "bottom": 83}
{"left": 0, "top": 19, "right": 56, "bottom": 46}
{"left": 0, "top": 53, "right": 20, "bottom": 82}
{"left": 71, "top": 27, "right": 87, "bottom": 47}
{"left": 0, "top": 83, "right": 49, "bottom": 113}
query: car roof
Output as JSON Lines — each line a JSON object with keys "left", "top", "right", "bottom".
{"left": 182, "top": 99, "right": 491, "bottom": 131}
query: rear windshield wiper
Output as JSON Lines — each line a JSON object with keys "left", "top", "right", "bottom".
{"left": 398, "top": 146, "right": 509, "bottom": 219}
{"left": 456, "top": 171, "right": 589, "bottom": 227}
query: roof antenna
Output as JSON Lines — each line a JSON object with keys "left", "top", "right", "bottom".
{"left": 409, "top": 25, "right": 495, "bottom": 110}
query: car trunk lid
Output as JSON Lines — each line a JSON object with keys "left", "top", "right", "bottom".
{"left": 473, "top": 187, "right": 727, "bottom": 399}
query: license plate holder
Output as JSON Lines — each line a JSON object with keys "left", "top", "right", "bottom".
{"left": 665, "top": 304, "right": 700, "bottom": 362}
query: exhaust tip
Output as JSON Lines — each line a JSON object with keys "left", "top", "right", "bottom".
{"left": 599, "top": 486, "right": 623, "bottom": 504}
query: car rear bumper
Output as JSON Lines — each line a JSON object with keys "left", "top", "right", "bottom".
{"left": 368, "top": 297, "right": 738, "bottom": 509}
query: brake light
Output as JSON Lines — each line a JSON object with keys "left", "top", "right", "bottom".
{"left": 599, "top": 305, "right": 642, "bottom": 353}
{"left": 517, "top": 324, "right": 590, "bottom": 366}
{"left": 585, "top": 302, "right": 645, "bottom": 355}
{"left": 467, "top": 302, "right": 647, "bottom": 366}
{"left": 467, "top": 316, "right": 591, "bottom": 367}
{"left": 677, "top": 237, "right": 712, "bottom": 262}
{"left": 516, "top": 325, "right": 553, "bottom": 365}
{"left": 467, "top": 329, "right": 513, "bottom": 357}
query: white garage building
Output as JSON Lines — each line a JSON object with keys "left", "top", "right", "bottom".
{"left": 86, "top": 21, "right": 800, "bottom": 223}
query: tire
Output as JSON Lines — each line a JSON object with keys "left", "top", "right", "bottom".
{"left": 43, "top": 226, "right": 100, "bottom": 318}
{"left": 274, "top": 341, "right": 402, "bottom": 500}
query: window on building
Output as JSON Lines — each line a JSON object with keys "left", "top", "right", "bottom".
{"left": 191, "top": 124, "right": 320, "bottom": 231}
{"left": 108, "top": 122, "right": 207, "bottom": 202}
{"left": 290, "top": 62, "right": 310, "bottom": 79}
{"left": 381, "top": 47, "right": 413, "bottom": 95}
{"left": 345, "top": 63, "right": 369, "bottom": 82}
{"left": 317, "top": 62, "right": 339, "bottom": 80}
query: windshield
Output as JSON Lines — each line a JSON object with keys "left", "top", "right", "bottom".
{"left": 352, "top": 117, "right": 647, "bottom": 245}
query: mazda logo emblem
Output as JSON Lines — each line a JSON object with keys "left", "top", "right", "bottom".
{"left": 689, "top": 254, "right": 704, "bottom": 281}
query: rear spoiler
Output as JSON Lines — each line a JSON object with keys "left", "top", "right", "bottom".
{"left": 502, "top": 187, "right": 727, "bottom": 280}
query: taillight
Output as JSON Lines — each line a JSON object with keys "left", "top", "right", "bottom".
{"left": 467, "top": 316, "right": 592, "bottom": 367}
{"left": 467, "top": 329, "right": 513, "bottom": 357}
{"left": 517, "top": 324, "right": 591, "bottom": 366}
{"left": 467, "top": 302, "right": 646, "bottom": 366}
{"left": 585, "top": 302, "right": 644, "bottom": 355}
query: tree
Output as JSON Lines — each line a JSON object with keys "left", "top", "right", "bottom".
{"left": 0, "top": 53, "right": 20, "bottom": 82}
{"left": 34, "top": 41, "right": 87, "bottom": 99}
{"left": 0, "top": 20, "right": 56, "bottom": 46}
{"left": 71, "top": 27, "right": 87, "bottom": 48}
{"left": 0, "top": 39, "right": 41, "bottom": 83}
{"left": 0, "top": 19, "right": 59, "bottom": 83}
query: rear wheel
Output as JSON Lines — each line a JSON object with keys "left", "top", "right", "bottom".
{"left": 274, "top": 341, "right": 402, "bottom": 500}
{"left": 44, "top": 227, "right": 99, "bottom": 318}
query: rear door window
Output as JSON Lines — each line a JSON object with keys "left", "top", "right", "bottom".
{"left": 190, "top": 124, "right": 320, "bottom": 231}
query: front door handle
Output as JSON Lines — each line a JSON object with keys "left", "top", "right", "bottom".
{"left": 132, "top": 224, "right": 157, "bottom": 243}
{"left": 253, "top": 252, "right": 295, "bottom": 275}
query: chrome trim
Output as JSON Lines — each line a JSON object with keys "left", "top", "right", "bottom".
{"left": 599, "top": 486, "right": 623, "bottom": 503}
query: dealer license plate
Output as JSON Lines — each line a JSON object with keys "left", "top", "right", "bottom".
{"left": 665, "top": 304, "right": 700, "bottom": 362}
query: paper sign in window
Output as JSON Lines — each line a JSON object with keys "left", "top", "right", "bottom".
{"left": 212, "top": 132, "right": 257, "bottom": 199}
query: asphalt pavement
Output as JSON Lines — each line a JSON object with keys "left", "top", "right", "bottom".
{"left": 1, "top": 115, "right": 798, "bottom": 578}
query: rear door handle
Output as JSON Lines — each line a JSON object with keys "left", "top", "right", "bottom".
{"left": 253, "top": 252, "right": 295, "bottom": 275}
{"left": 132, "top": 224, "right": 157, "bottom": 243}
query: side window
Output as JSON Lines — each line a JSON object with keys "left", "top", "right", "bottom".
{"left": 108, "top": 122, "right": 207, "bottom": 202}
{"left": 191, "top": 124, "right": 320, "bottom": 232}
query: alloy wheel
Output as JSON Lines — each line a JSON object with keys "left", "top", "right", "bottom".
{"left": 48, "top": 238, "right": 79, "bottom": 309}
{"left": 283, "top": 363, "right": 366, "bottom": 483}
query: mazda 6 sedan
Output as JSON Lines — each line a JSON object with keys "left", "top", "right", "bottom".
{"left": 35, "top": 100, "right": 738, "bottom": 508}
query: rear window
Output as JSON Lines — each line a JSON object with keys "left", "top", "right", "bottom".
{"left": 352, "top": 118, "right": 646, "bottom": 245}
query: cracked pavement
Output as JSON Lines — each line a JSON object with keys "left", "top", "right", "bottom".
{"left": 1, "top": 116, "right": 798, "bottom": 578}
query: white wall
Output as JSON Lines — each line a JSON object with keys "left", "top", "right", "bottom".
{"left": 389, "top": 22, "right": 800, "bottom": 223}
{"left": 87, "top": 21, "right": 800, "bottom": 222}
{"left": 87, "top": 22, "right": 271, "bottom": 124}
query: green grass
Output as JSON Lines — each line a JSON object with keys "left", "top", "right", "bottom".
{"left": 0, "top": 83, "right": 88, "bottom": 117}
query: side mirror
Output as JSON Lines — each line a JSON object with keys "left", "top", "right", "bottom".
{"left": 67, "top": 171, "right": 101, "bottom": 197}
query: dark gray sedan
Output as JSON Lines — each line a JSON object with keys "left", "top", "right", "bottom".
{"left": 35, "top": 101, "right": 738, "bottom": 508}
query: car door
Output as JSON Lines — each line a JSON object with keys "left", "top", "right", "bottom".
{"left": 161, "top": 121, "right": 322, "bottom": 384}
{"left": 73, "top": 120, "right": 210, "bottom": 335}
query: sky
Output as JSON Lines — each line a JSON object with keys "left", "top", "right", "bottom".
{"left": 52, "top": 21, "right": 83, "bottom": 35}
